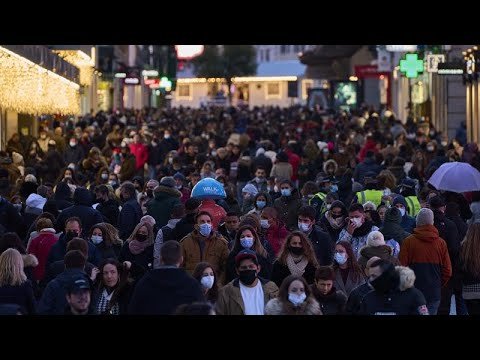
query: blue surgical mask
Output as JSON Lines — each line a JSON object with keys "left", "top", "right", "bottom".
{"left": 281, "top": 188, "right": 291, "bottom": 197}
{"left": 334, "top": 252, "right": 347, "bottom": 265}
{"left": 199, "top": 223, "right": 212, "bottom": 237}
{"left": 288, "top": 292, "right": 307, "bottom": 307}
{"left": 298, "top": 222, "right": 311, "bottom": 233}
{"left": 330, "top": 185, "right": 338, "bottom": 193}
{"left": 256, "top": 200, "right": 266, "bottom": 209}
{"left": 240, "top": 237, "right": 254, "bottom": 249}
{"left": 91, "top": 235, "right": 103, "bottom": 245}
{"left": 201, "top": 275, "right": 214, "bottom": 289}
{"left": 260, "top": 219, "right": 270, "bottom": 229}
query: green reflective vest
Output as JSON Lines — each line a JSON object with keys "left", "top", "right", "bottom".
{"left": 405, "top": 196, "right": 421, "bottom": 217}
{"left": 358, "top": 190, "right": 383, "bottom": 207}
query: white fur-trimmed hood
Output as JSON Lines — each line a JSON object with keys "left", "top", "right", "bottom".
{"left": 265, "top": 297, "right": 322, "bottom": 315}
{"left": 396, "top": 266, "right": 415, "bottom": 291}
{"left": 22, "top": 254, "right": 38, "bottom": 268}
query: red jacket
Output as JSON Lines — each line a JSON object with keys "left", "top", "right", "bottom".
{"left": 199, "top": 199, "right": 227, "bottom": 231}
{"left": 265, "top": 222, "right": 289, "bottom": 256}
{"left": 285, "top": 149, "right": 300, "bottom": 181}
{"left": 27, "top": 229, "right": 58, "bottom": 281}
{"left": 179, "top": 187, "right": 191, "bottom": 204}
{"left": 358, "top": 139, "right": 378, "bottom": 163}
{"left": 129, "top": 143, "right": 149, "bottom": 170}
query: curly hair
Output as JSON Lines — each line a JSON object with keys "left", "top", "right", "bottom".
{"left": 231, "top": 225, "right": 268, "bottom": 258}
{"left": 277, "top": 231, "right": 319, "bottom": 268}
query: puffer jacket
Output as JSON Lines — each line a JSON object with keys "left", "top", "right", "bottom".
{"left": 179, "top": 230, "right": 229, "bottom": 285}
{"left": 265, "top": 296, "right": 322, "bottom": 315}
{"left": 216, "top": 277, "right": 278, "bottom": 315}
{"left": 360, "top": 266, "right": 429, "bottom": 315}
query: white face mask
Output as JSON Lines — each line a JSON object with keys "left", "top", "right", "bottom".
{"left": 101, "top": 173, "right": 108, "bottom": 180}
{"left": 288, "top": 292, "right": 307, "bottom": 307}
{"left": 326, "top": 204, "right": 332, "bottom": 210}
{"left": 260, "top": 219, "right": 270, "bottom": 229}
{"left": 398, "top": 207, "right": 406, "bottom": 217}
{"left": 201, "top": 275, "right": 214, "bottom": 289}
{"left": 351, "top": 217, "right": 363, "bottom": 227}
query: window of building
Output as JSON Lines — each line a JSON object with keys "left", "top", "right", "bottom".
{"left": 265, "top": 49, "right": 270, "bottom": 62}
{"left": 177, "top": 84, "right": 192, "bottom": 100}
{"left": 280, "top": 45, "right": 287, "bottom": 54}
{"left": 266, "top": 82, "right": 281, "bottom": 99}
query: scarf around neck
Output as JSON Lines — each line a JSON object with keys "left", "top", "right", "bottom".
{"left": 286, "top": 253, "right": 308, "bottom": 277}
{"left": 325, "top": 211, "right": 346, "bottom": 230}
{"left": 129, "top": 239, "right": 149, "bottom": 255}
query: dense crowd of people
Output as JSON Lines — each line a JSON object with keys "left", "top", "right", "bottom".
{"left": 0, "top": 104, "right": 477, "bottom": 315}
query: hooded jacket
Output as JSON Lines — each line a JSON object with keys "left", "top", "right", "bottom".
{"left": 27, "top": 228, "right": 58, "bottom": 281}
{"left": 357, "top": 245, "right": 400, "bottom": 271}
{"left": 379, "top": 208, "right": 411, "bottom": 246}
{"left": 399, "top": 224, "right": 452, "bottom": 303}
{"left": 53, "top": 182, "right": 73, "bottom": 211}
{"left": 146, "top": 185, "right": 182, "bottom": 228}
{"left": 118, "top": 197, "right": 143, "bottom": 241}
{"left": 128, "top": 267, "right": 204, "bottom": 315}
{"left": 323, "top": 159, "right": 339, "bottom": 176}
{"left": 274, "top": 189, "right": 302, "bottom": 231}
{"left": 56, "top": 188, "right": 104, "bottom": 238}
{"left": 265, "top": 296, "right": 322, "bottom": 315}
{"left": 360, "top": 266, "right": 429, "bottom": 315}
{"left": 392, "top": 195, "right": 416, "bottom": 233}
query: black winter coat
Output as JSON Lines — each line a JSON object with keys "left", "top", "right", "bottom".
{"left": 271, "top": 261, "right": 317, "bottom": 287}
{"left": 307, "top": 225, "right": 334, "bottom": 266}
{"left": 97, "top": 199, "right": 120, "bottom": 227}
{"left": 117, "top": 198, "right": 143, "bottom": 240}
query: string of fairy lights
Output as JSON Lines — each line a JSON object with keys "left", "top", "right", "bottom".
{"left": 53, "top": 50, "right": 96, "bottom": 86}
{"left": 0, "top": 46, "right": 80, "bottom": 115}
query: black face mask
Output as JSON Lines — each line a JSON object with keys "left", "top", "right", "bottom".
{"left": 146, "top": 190, "right": 153, "bottom": 198}
{"left": 136, "top": 234, "right": 148, "bottom": 242}
{"left": 238, "top": 270, "right": 257, "bottom": 285}
{"left": 289, "top": 246, "right": 304, "bottom": 256}
{"left": 66, "top": 231, "right": 78, "bottom": 242}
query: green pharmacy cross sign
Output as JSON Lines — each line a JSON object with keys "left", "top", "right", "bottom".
{"left": 400, "top": 53, "right": 424, "bottom": 78}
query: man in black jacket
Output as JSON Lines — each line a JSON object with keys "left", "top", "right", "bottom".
{"left": 297, "top": 206, "right": 333, "bottom": 266}
{"left": 95, "top": 185, "right": 120, "bottom": 227}
{"left": 128, "top": 240, "right": 204, "bottom": 315}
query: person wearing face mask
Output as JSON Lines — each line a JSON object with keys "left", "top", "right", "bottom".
{"left": 173, "top": 172, "right": 191, "bottom": 204}
{"left": 216, "top": 249, "right": 278, "bottom": 315}
{"left": 193, "top": 262, "right": 219, "bottom": 306}
{"left": 391, "top": 195, "right": 416, "bottom": 233}
{"left": 64, "top": 137, "right": 85, "bottom": 171}
{"left": 88, "top": 223, "right": 122, "bottom": 261}
{"left": 92, "top": 259, "right": 134, "bottom": 315}
{"left": 241, "top": 183, "right": 259, "bottom": 214}
{"left": 119, "top": 222, "right": 155, "bottom": 280}
{"left": 48, "top": 216, "right": 102, "bottom": 270}
{"left": 360, "top": 259, "right": 428, "bottom": 315}
{"left": 128, "top": 240, "right": 204, "bottom": 315}
{"left": 271, "top": 232, "right": 319, "bottom": 287}
{"left": 247, "top": 166, "right": 269, "bottom": 194}
{"left": 225, "top": 225, "right": 272, "bottom": 283}
{"left": 247, "top": 192, "right": 271, "bottom": 216}
{"left": 265, "top": 275, "right": 321, "bottom": 315}
{"left": 260, "top": 207, "right": 289, "bottom": 257}
{"left": 319, "top": 200, "right": 348, "bottom": 243}
{"left": 310, "top": 266, "right": 347, "bottom": 315}
{"left": 273, "top": 179, "right": 302, "bottom": 231}
{"left": 179, "top": 211, "right": 229, "bottom": 285}
{"left": 332, "top": 241, "right": 366, "bottom": 296}
{"left": 338, "top": 203, "right": 379, "bottom": 259}
{"left": 297, "top": 206, "right": 333, "bottom": 266}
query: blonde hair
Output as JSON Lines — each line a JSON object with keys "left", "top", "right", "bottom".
{"left": 0, "top": 249, "right": 27, "bottom": 286}
{"left": 460, "top": 223, "right": 480, "bottom": 278}
{"left": 127, "top": 222, "right": 154, "bottom": 246}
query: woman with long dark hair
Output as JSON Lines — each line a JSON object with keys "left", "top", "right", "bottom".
{"left": 192, "top": 262, "right": 219, "bottom": 306}
{"left": 332, "top": 241, "right": 365, "bottom": 296}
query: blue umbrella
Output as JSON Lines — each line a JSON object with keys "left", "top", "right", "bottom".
{"left": 191, "top": 178, "right": 226, "bottom": 199}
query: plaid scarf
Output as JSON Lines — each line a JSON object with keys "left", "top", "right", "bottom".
{"left": 96, "top": 289, "right": 120, "bottom": 315}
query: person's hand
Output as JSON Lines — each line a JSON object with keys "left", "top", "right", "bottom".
{"left": 347, "top": 218, "right": 357, "bottom": 235}
{"left": 90, "top": 267, "right": 100, "bottom": 282}
{"left": 123, "top": 261, "right": 132, "bottom": 270}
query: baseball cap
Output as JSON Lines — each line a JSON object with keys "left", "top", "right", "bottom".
{"left": 235, "top": 249, "right": 259, "bottom": 267}
{"left": 68, "top": 275, "right": 91, "bottom": 293}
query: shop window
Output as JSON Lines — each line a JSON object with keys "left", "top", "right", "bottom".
{"left": 177, "top": 84, "right": 192, "bottom": 100}
{"left": 266, "top": 82, "right": 281, "bottom": 99}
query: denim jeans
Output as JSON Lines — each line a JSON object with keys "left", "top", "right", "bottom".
{"left": 427, "top": 300, "right": 441, "bottom": 315}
